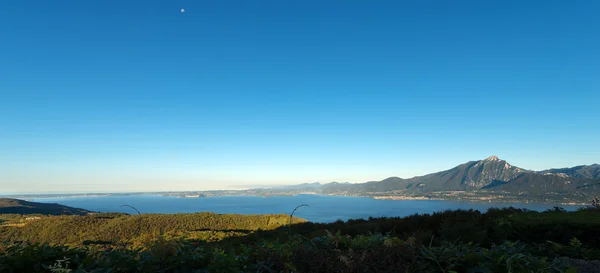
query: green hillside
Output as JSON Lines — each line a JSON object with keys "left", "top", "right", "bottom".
{"left": 2, "top": 202, "right": 600, "bottom": 272}
{"left": 0, "top": 198, "right": 91, "bottom": 216}
{"left": 0, "top": 212, "right": 305, "bottom": 246}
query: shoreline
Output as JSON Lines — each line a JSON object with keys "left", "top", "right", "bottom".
{"left": 370, "top": 195, "right": 587, "bottom": 206}
{"left": 10, "top": 192, "right": 589, "bottom": 207}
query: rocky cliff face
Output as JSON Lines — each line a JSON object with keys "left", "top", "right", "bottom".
{"left": 406, "top": 156, "right": 529, "bottom": 191}
{"left": 460, "top": 156, "right": 527, "bottom": 188}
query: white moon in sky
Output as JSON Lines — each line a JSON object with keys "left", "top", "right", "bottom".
{"left": 181, "top": 8, "right": 185, "bottom": 13}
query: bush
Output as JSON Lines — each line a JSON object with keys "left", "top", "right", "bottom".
{"left": 1, "top": 208, "right": 600, "bottom": 272}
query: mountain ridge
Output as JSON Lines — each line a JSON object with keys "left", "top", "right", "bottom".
{"left": 262, "top": 156, "right": 600, "bottom": 198}
{"left": 539, "top": 164, "right": 600, "bottom": 180}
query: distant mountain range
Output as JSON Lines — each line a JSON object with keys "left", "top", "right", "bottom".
{"left": 0, "top": 198, "right": 92, "bottom": 215}
{"left": 5, "top": 157, "right": 598, "bottom": 205}
{"left": 250, "top": 156, "right": 600, "bottom": 199}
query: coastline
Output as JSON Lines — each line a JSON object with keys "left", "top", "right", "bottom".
{"left": 4, "top": 191, "right": 590, "bottom": 207}
{"left": 369, "top": 195, "right": 587, "bottom": 206}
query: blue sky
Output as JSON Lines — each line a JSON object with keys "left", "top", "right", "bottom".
{"left": 1, "top": 1, "right": 599, "bottom": 194}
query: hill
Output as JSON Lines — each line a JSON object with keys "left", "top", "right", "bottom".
{"left": 1, "top": 207, "right": 600, "bottom": 272}
{"left": 0, "top": 211, "right": 306, "bottom": 246}
{"left": 0, "top": 198, "right": 92, "bottom": 215}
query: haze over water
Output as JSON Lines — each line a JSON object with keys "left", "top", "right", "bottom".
{"left": 29, "top": 195, "right": 582, "bottom": 223}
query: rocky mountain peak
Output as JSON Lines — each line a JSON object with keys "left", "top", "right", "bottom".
{"left": 463, "top": 156, "right": 526, "bottom": 188}
{"left": 484, "top": 155, "right": 500, "bottom": 161}
{"left": 475, "top": 156, "right": 508, "bottom": 167}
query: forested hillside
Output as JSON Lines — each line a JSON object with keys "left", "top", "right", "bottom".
{"left": 0, "top": 212, "right": 304, "bottom": 246}
{"left": 2, "top": 203, "right": 600, "bottom": 272}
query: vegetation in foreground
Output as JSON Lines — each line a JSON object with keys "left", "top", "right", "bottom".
{"left": 1, "top": 202, "right": 600, "bottom": 272}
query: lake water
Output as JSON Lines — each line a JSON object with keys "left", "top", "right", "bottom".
{"left": 28, "top": 194, "right": 583, "bottom": 223}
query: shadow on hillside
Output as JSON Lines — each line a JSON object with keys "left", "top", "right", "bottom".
{"left": 172, "top": 207, "right": 600, "bottom": 251}
{"left": 192, "top": 228, "right": 254, "bottom": 233}
{"left": 83, "top": 240, "right": 114, "bottom": 246}
{"left": 184, "top": 217, "right": 415, "bottom": 250}
{"left": 183, "top": 223, "right": 319, "bottom": 249}
{"left": 8, "top": 206, "right": 600, "bottom": 252}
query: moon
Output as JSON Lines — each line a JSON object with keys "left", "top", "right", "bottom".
{"left": 180, "top": 8, "right": 185, "bottom": 13}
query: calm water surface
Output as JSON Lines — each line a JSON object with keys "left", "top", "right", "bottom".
{"left": 29, "top": 195, "right": 583, "bottom": 223}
